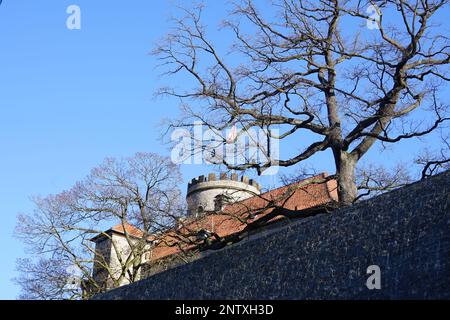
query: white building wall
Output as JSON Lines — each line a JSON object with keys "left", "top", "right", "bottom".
{"left": 93, "top": 233, "right": 150, "bottom": 290}
{"left": 186, "top": 174, "right": 261, "bottom": 216}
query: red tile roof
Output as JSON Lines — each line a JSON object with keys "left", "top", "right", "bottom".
{"left": 149, "top": 173, "right": 338, "bottom": 261}
{"left": 90, "top": 173, "right": 338, "bottom": 261}
{"left": 90, "top": 222, "right": 145, "bottom": 242}
{"left": 110, "top": 222, "right": 145, "bottom": 238}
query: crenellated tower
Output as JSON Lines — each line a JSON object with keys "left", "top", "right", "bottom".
{"left": 186, "top": 172, "right": 261, "bottom": 217}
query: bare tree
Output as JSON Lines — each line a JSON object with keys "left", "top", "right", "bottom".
{"left": 154, "top": 0, "right": 450, "bottom": 205}
{"left": 14, "top": 152, "right": 183, "bottom": 299}
{"left": 355, "top": 162, "right": 412, "bottom": 200}
{"left": 14, "top": 258, "right": 76, "bottom": 300}
{"left": 416, "top": 130, "right": 450, "bottom": 178}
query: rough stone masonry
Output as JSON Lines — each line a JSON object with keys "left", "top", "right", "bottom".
{"left": 95, "top": 170, "right": 450, "bottom": 300}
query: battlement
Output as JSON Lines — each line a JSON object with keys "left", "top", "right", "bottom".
{"left": 186, "top": 173, "right": 261, "bottom": 215}
{"left": 187, "top": 173, "right": 260, "bottom": 192}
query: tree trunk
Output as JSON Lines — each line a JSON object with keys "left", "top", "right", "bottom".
{"left": 335, "top": 151, "right": 357, "bottom": 206}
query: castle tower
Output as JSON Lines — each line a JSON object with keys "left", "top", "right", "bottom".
{"left": 89, "top": 223, "right": 149, "bottom": 292}
{"left": 186, "top": 173, "right": 261, "bottom": 217}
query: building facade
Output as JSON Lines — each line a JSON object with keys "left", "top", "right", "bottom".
{"left": 90, "top": 172, "right": 338, "bottom": 292}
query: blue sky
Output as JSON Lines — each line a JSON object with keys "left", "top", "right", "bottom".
{"left": 0, "top": 1, "right": 448, "bottom": 299}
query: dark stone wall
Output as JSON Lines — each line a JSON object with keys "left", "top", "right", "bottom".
{"left": 142, "top": 251, "right": 200, "bottom": 278}
{"left": 95, "top": 171, "right": 450, "bottom": 300}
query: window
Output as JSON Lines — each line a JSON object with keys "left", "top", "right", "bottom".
{"left": 214, "top": 194, "right": 231, "bottom": 211}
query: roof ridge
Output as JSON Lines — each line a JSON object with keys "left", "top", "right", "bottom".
{"left": 223, "top": 172, "right": 329, "bottom": 207}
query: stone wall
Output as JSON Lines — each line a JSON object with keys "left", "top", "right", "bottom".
{"left": 95, "top": 171, "right": 450, "bottom": 300}
{"left": 142, "top": 251, "right": 200, "bottom": 278}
